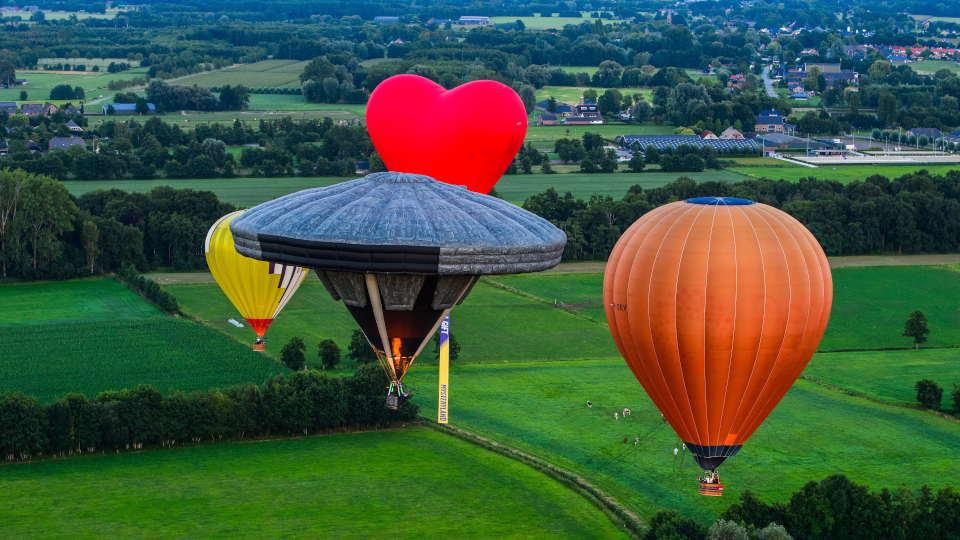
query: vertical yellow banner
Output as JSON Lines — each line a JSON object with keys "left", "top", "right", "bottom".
{"left": 438, "top": 315, "right": 450, "bottom": 424}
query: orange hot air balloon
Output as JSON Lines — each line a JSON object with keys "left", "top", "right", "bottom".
{"left": 604, "top": 197, "right": 832, "bottom": 479}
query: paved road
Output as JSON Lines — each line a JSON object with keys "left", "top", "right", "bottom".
{"left": 761, "top": 65, "right": 778, "bottom": 98}
{"left": 146, "top": 255, "right": 960, "bottom": 284}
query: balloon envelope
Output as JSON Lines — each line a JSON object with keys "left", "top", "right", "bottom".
{"left": 603, "top": 197, "right": 832, "bottom": 470}
{"left": 366, "top": 74, "right": 527, "bottom": 194}
{"left": 205, "top": 211, "right": 308, "bottom": 338}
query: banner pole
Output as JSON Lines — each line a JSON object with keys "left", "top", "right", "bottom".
{"left": 438, "top": 314, "right": 450, "bottom": 424}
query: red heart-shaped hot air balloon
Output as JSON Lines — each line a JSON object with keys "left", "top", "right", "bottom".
{"left": 366, "top": 74, "right": 527, "bottom": 194}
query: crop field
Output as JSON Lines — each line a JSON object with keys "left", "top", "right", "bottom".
{"left": 175, "top": 60, "right": 309, "bottom": 89}
{"left": 911, "top": 60, "right": 960, "bottom": 75}
{"left": 0, "top": 317, "right": 288, "bottom": 403}
{"left": 62, "top": 177, "right": 347, "bottom": 207}
{"left": 732, "top": 163, "right": 960, "bottom": 184}
{"left": 0, "top": 279, "right": 161, "bottom": 325}
{"left": 405, "top": 360, "right": 960, "bottom": 521}
{"left": 164, "top": 280, "right": 621, "bottom": 367}
{"left": 490, "top": 15, "right": 615, "bottom": 29}
{"left": 806, "top": 348, "right": 960, "bottom": 405}
{"left": 0, "top": 428, "right": 626, "bottom": 539}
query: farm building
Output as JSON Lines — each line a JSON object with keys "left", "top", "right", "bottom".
{"left": 539, "top": 113, "right": 558, "bottom": 125}
{"left": 720, "top": 127, "right": 745, "bottom": 139}
{"left": 103, "top": 102, "right": 156, "bottom": 115}
{"left": 700, "top": 130, "right": 717, "bottom": 139}
{"left": 20, "top": 103, "right": 44, "bottom": 116}
{"left": 614, "top": 135, "right": 759, "bottom": 152}
{"left": 0, "top": 102, "right": 17, "bottom": 114}
{"left": 757, "top": 133, "right": 842, "bottom": 152}
{"left": 48, "top": 137, "right": 86, "bottom": 151}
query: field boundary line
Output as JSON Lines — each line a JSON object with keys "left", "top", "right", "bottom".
{"left": 423, "top": 420, "right": 645, "bottom": 539}
{"left": 799, "top": 374, "right": 960, "bottom": 425}
{"left": 480, "top": 277, "right": 602, "bottom": 324}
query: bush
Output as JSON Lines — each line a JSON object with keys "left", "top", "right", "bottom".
{"left": 915, "top": 379, "right": 943, "bottom": 410}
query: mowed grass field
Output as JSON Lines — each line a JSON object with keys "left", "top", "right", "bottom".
{"left": 164, "top": 281, "right": 621, "bottom": 367}
{"left": 822, "top": 266, "right": 960, "bottom": 350}
{"left": 0, "top": 428, "right": 627, "bottom": 540}
{"left": 490, "top": 14, "right": 616, "bottom": 29}
{"left": 1, "top": 70, "right": 149, "bottom": 101}
{"left": 0, "top": 279, "right": 287, "bottom": 402}
{"left": 405, "top": 360, "right": 960, "bottom": 521}
{"left": 806, "top": 348, "right": 960, "bottom": 405}
{"left": 911, "top": 60, "right": 960, "bottom": 75}
{"left": 732, "top": 163, "right": 960, "bottom": 184}
{"left": 534, "top": 86, "right": 653, "bottom": 106}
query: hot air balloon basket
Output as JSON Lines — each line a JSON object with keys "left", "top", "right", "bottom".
{"left": 699, "top": 483, "right": 724, "bottom": 497}
{"left": 252, "top": 343, "right": 265, "bottom": 352}
{"left": 385, "top": 395, "right": 399, "bottom": 410}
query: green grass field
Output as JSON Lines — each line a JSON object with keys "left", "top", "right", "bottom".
{"left": 61, "top": 177, "right": 348, "bottom": 207}
{"left": 534, "top": 86, "right": 653, "bottom": 105}
{"left": 164, "top": 280, "right": 621, "bottom": 367}
{"left": 0, "top": 279, "right": 287, "bottom": 402}
{"left": 732, "top": 163, "right": 960, "bottom": 184}
{"left": 490, "top": 273, "right": 606, "bottom": 321}
{"left": 405, "top": 360, "right": 960, "bottom": 521}
{"left": 911, "top": 60, "right": 960, "bottom": 75}
{"left": 1, "top": 70, "right": 149, "bottom": 101}
{"left": 0, "top": 318, "right": 288, "bottom": 403}
{"left": 0, "top": 428, "right": 627, "bottom": 539}
{"left": 43, "top": 11, "right": 121, "bottom": 20}
{"left": 526, "top": 123, "right": 675, "bottom": 145}
{"left": 0, "top": 279, "right": 161, "bottom": 325}
{"left": 490, "top": 14, "right": 615, "bottom": 29}
{"left": 175, "top": 60, "right": 309, "bottom": 89}
{"left": 821, "top": 266, "right": 960, "bottom": 350}
{"left": 806, "top": 348, "right": 960, "bottom": 405}
{"left": 61, "top": 171, "right": 741, "bottom": 208}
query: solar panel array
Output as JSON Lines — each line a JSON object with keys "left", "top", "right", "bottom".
{"left": 615, "top": 135, "right": 760, "bottom": 152}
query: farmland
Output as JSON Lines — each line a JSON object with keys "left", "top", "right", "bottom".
{"left": 911, "top": 60, "right": 960, "bottom": 75}
{"left": 164, "top": 280, "right": 622, "bottom": 367}
{"left": 732, "top": 163, "right": 960, "bottom": 184}
{"left": 0, "top": 428, "right": 626, "bottom": 539}
{"left": 534, "top": 86, "right": 653, "bottom": 104}
{"left": 0, "top": 318, "right": 288, "bottom": 403}
{"left": 0, "top": 279, "right": 161, "bottom": 325}
{"left": 0, "top": 69, "right": 148, "bottom": 102}
{"left": 175, "top": 60, "right": 309, "bottom": 89}
{"left": 404, "top": 359, "right": 960, "bottom": 521}
{"left": 489, "top": 14, "right": 615, "bottom": 29}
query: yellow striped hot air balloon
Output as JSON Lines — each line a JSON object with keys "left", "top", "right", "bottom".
{"left": 204, "top": 210, "right": 308, "bottom": 350}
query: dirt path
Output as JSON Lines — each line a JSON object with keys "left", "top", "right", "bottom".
{"left": 146, "top": 254, "right": 960, "bottom": 284}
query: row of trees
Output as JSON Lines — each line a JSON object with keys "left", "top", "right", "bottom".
{"left": 0, "top": 364, "right": 418, "bottom": 461}
{"left": 279, "top": 329, "right": 462, "bottom": 371}
{"left": 521, "top": 170, "right": 960, "bottom": 262}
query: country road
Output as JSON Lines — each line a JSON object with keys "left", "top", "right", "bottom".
{"left": 146, "top": 254, "right": 960, "bottom": 284}
{"left": 761, "top": 65, "right": 778, "bottom": 98}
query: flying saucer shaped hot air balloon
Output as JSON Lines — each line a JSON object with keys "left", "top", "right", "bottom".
{"left": 603, "top": 197, "right": 832, "bottom": 494}
{"left": 230, "top": 172, "right": 566, "bottom": 405}
{"left": 205, "top": 210, "right": 309, "bottom": 350}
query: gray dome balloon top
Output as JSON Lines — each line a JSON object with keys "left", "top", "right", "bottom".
{"left": 230, "top": 172, "right": 567, "bottom": 275}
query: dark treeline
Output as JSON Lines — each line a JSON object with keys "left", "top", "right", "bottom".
{"left": 523, "top": 170, "right": 960, "bottom": 261}
{"left": 644, "top": 474, "right": 960, "bottom": 540}
{"left": 0, "top": 171, "right": 234, "bottom": 281}
{"left": 0, "top": 364, "right": 418, "bottom": 461}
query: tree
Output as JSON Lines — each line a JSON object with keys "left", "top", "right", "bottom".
{"left": 643, "top": 510, "right": 708, "bottom": 540}
{"left": 135, "top": 97, "right": 149, "bottom": 115}
{"left": 318, "top": 339, "right": 341, "bottom": 370}
{"left": 200, "top": 138, "right": 227, "bottom": 168}
{"left": 74, "top": 86, "right": 85, "bottom": 100}
{"left": 0, "top": 170, "right": 23, "bottom": 278}
{"left": 903, "top": 310, "right": 930, "bottom": 349}
{"left": 915, "top": 379, "right": 943, "bottom": 410}
{"left": 755, "top": 523, "right": 792, "bottom": 540}
{"left": 708, "top": 520, "right": 748, "bottom": 540}
{"left": 869, "top": 60, "right": 892, "bottom": 82}
{"left": 81, "top": 220, "right": 99, "bottom": 274}
{"left": 583, "top": 89, "right": 598, "bottom": 102}
{"left": 547, "top": 96, "right": 557, "bottom": 113}
{"left": 50, "top": 84, "right": 76, "bottom": 100}
{"left": 951, "top": 383, "right": 960, "bottom": 415}
{"left": 878, "top": 94, "right": 897, "bottom": 127}
{"left": 346, "top": 329, "right": 378, "bottom": 364}
{"left": 432, "top": 331, "right": 461, "bottom": 362}
{"left": 804, "top": 67, "right": 822, "bottom": 94}
{"left": 19, "top": 90, "right": 27, "bottom": 101}
{"left": 369, "top": 152, "right": 387, "bottom": 173}
{"left": 517, "top": 84, "right": 536, "bottom": 114}
{"left": 628, "top": 153, "right": 646, "bottom": 172}
{"left": 18, "top": 175, "right": 77, "bottom": 270}
{"left": 0, "top": 60, "right": 15, "bottom": 87}
{"left": 280, "top": 337, "right": 306, "bottom": 371}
